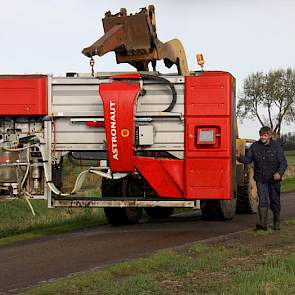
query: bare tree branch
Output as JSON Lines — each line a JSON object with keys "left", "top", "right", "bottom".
{"left": 238, "top": 69, "right": 295, "bottom": 137}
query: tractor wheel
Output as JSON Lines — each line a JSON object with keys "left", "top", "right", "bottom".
{"left": 145, "top": 207, "right": 174, "bottom": 219}
{"left": 102, "top": 176, "right": 143, "bottom": 226}
{"left": 236, "top": 164, "right": 258, "bottom": 214}
{"left": 200, "top": 198, "right": 236, "bottom": 220}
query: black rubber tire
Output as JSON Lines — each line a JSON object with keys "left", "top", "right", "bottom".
{"left": 102, "top": 178, "right": 127, "bottom": 226}
{"left": 122, "top": 175, "right": 144, "bottom": 224}
{"left": 200, "top": 198, "right": 237, "bottom": 220}
{"left": 236, "top": 164, "right": 258, "bottom": 214}
{"left": 102, "top": 176, "right": 143, "bottom": 226}
{"left": 145, "top": 207, "right": 174, "bottom": 219}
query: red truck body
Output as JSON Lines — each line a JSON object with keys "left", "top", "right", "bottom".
{"left": 0, "top": 75, "right": 47, "bottom": 115}
{"left": 99, "top": 71, "right": 235, "bottom": 200}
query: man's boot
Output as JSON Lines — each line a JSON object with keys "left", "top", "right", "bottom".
{"left": 256, "top": 207, "right": 268, "bottom": 231}
{"left": 273, "top": 212, "right": 280, "bottom": 230}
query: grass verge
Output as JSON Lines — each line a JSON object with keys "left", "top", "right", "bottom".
{"left": 0, "top": 158, "right": 105, "bottom": 245}
{"left": 281, "top": 177, "right": 295, "bottom": 193}
{"left": 22, "top": 219, "right": 295, "bottom": 295}
{"left": 281, "top": 151, "right": 295, "bottom": 192}
{"left": 285, "top": 150, "right": 295, "bottom": 165}
{"left": 0, "top": 199, "right": 107, "bottom": 246}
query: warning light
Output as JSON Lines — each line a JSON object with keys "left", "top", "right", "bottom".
{"left": 196, "top": 53, "right": 205, "bottom": 70}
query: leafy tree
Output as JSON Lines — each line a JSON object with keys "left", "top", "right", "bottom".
{"left": 237, "top": 68, "right": 295, "bottom": 137}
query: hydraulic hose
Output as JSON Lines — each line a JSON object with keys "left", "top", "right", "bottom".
{"left": 37, "top": 142, "right": 127, "bottom": 196}
{"left": 68, "top": 152, "right": 100, "bottom": 166}
{"left": 140, "top": 74, "right": 177, "bottom": 112}
{"left": 1, "top": 145, "right": 36, "bottom": 216}
{"left": 24, "top": 193, "right": 36, "bottom": 216}
{"left": 2, "top": 144, "right": 39, "bottom": 152}
{"left": 2, "top": 140, "right": 128, "bottom": 197}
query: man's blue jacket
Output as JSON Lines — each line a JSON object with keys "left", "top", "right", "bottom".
{"left": 238, "top": 139, "right": 287, "bottom": 183}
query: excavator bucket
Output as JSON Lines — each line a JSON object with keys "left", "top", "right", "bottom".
{"left": 82, "top": 6, "right": 189, "bottom": 76}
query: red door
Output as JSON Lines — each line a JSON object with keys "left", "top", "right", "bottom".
{"left": 184, "top": 72, "right": 236, "bottom": 200}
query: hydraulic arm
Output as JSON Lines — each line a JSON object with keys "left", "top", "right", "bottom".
{"left": 82, "top": 5, "right": 189, "bottom": 76}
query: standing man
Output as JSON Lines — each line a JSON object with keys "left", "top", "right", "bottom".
{"left": 238, "top": 126, "right": 287, "bottom": 231}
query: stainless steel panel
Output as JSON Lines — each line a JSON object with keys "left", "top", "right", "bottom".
{"left": 51, "top": 74, "right": 185, "bottom": 151}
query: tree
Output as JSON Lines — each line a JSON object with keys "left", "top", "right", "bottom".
{"left": 280, "top": 132, "right": 295, "bottom": 150}
{"left": 237, "top": 68, "right": 295, "bottom": 137}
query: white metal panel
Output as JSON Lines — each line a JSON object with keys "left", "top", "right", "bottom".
{"left": 51, "top": 74, "right": 185, "bottom": 151}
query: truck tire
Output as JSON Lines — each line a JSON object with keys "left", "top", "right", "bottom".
{"left": 236, "top": 164, "right": 258, "bottom": 214}
{"left": 200, "top": 198, "right": 236, "bottom": 220}
{"left": 145, "top": 207, "right": 174, "bottom": 219}
{"left": 102, "top": 176, "right": 143, "bottom": 226}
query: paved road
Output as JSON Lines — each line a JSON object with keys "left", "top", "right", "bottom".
{"left": 1, "top": 192, "right": 295, "bottom": 294}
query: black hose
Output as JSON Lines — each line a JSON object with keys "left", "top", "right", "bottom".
{"left": 140, "top": 74, "right": 177, "bottom": 112}
{"left": 68, "top": 152, "right": 100, "bottom": 166}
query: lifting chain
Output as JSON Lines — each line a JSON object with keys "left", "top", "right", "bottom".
{"left": 90, "top": 56, "right": 95, "bottom": 77}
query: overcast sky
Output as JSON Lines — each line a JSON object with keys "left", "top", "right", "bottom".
{"left": 1, "top": 0, "right": 295, "bottom": 138}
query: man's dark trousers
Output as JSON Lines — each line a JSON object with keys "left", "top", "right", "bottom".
{"left": 256, "top": 182, "right": 281, "bottom": 213}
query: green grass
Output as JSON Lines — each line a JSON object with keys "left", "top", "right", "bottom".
{"left": 285, "top": 150, "right": 295, "bottom": 165}
{"left": 0, "top": 199, "right": 107, "bottom": 245}
{"left": 61, "top": 158, "right": 101, "bottom": 196}
{"left": 281, "top": 151, "right": 295, "bottom": 192}
{"left": 281, "top": 177, "right": 295, "bottom": 193}
{"left": 22, "top": 220, "right": 295, "bottom": 295}
{"left": 229, "top": 255, "right": 295, "bottom": 295}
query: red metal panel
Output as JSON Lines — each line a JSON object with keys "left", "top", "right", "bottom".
{"left": 111, "top": 73, "right": 141, "bottom": 79}
{"left": 184, "top": 72, "right": 234, "bottom": 200}
{"left": 134, "top": 157, "right": 183, "bottom": 198}
{"left": 85, "top": 121, "right": 105, "bottom": 128}
{"left": 99, "top": 80, "right": 140, "bottom": 172}
{"left": 185, "top": 158, "right": 232, "bottom": 199}
{"left": 0, "top": 75, "right": 47, "bottom": 115}
{"left": 186, "top": 117, "right": 231, "bottom": 157}
{"left": 186, "top": 71, "right": 231, "bottom": 117}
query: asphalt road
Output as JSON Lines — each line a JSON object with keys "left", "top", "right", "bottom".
{"left": 1, "top": 192, "right": 295, "bottom": 294}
